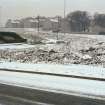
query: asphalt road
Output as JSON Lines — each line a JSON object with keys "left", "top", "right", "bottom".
{"left": 0, "top": 69, "right": 104, "bottom": 105}
{"left": 0, "top": 70, "right": 105, "bottom": 99}
{"left": 0, "top": 94, "right": 49, "bottom": 105}
{"left": 0, "top": 84, "right": 105, "bottom": 105}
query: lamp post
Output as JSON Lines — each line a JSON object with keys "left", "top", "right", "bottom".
{"left": 36, "top": 15, "right": 40, "bottom": 35}
{"left": 64, "top": 0, "right": 66, "bottom": 19}
{"left": 0, "top": 6, "right": 2, "bottom": 28}
{"left": 64, "top": 0, "right": 66, "bottom": 35}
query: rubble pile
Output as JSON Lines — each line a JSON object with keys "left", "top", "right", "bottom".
{"left": 79, "top": 42, "right": 105, "bottom": 66}
{"left": 0, "top": 34, "right": 105, "bottom": 67}
{"left": 0, "top": 47, "right": 79, "bottom": 64}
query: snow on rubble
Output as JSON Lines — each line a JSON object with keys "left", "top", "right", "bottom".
{"left": 0, "top": 33, "right": 105, "bottom": 67}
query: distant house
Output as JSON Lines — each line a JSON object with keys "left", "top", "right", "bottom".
{"left": 42, "top": 19, "right": 52, "bottom": 31}
{"left": 5, "top": 17, "right": 71, "bottom": 33}
{"left": 12, "top": 20, "right": 21, "bottom": 28}
{"left": 42, "top": 17, "right": 61, "bottom": 32}
{"left": 60, "top": 19, "right": 71, "bottom": 33}
{"left": 51, "top": 19, "right": 60, "bottom": 32}
{"left": 42, "top": 17, "right": 72, "bottom": 33}
{"left": 5, "top": 19, "right": 21, "bottom": 28}
{"left": 30, "top": 19, "right": 39, "bottom": 28}
{"left": 23, "top": 19, "right": 37, "bottom": 28}
{"left": 21, "top": 17, "right": 38, "bottom": 28}
{"left": 5, "top": 19, "right": 12, "bottom": 28}
{"left": 5, "top": 17, "right": 39, "bottom": 28}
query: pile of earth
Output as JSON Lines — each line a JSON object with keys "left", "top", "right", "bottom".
{"left": 0, "top": 33, "right": 105, "bottom": 67}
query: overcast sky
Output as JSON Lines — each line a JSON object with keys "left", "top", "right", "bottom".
{"left": 0, "top": 0, "right": 105, "bottom": 25}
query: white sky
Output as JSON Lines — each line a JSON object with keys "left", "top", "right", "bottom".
{"left": 0, "top": 0, "right": 105, "bottom": 25}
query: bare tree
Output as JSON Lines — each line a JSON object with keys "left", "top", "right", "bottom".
{"left": 66, "top": 11, "right": 91, "bottom": 32}
{"left": 93, "top": 13, "right": 105, "bottom": 28}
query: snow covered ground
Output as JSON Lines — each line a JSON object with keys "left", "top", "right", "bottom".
{"left": 0, "top": 33, "right": 105, "bottom": 100}
{"left": 0, "top": 62, "right": 105, "bottom": 80}
{"left": 0, "top": 33, "right": 105, "bottom": 66}
{"left": 0, "top": 69, "right": 105, "bottom": 100}
{"left": 0, "top": 43, "right": 35, "bottom": 50}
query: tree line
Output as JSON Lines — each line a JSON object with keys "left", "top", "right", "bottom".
{"left": 65, "top": 11, "right": 105, "bottom": 32}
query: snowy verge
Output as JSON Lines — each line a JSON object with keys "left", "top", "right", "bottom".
{"left": 0, "top": 61, "right": 105, "bottom": 79}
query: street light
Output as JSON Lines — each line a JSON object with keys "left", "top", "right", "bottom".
{"left": 37, "top": 15, "right": 40, "bottom": 35}
{"left": 0, "top": 6, "right": 2, "bottom": 27}
{"left": 64, "top": 0, "right": 66, "bottom": 35}
{"left": 64, "top": 0, "right": 66, "bottom": 19}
